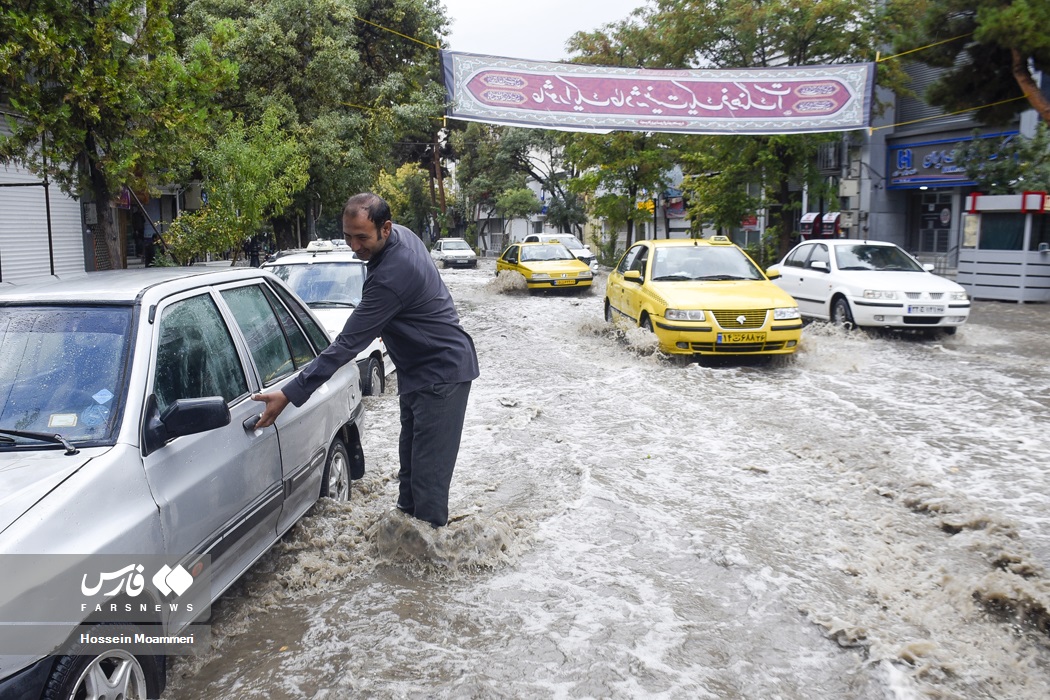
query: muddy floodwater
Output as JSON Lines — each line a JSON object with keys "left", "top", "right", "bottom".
{"left": 166, "top": 262, "right": 1050, "bottom": 699}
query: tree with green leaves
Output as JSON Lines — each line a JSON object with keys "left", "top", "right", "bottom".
{"left": 564, "top": 131, "right": 678, "bottom": 252}
{"left": 176, "top": 0, "right": 449, "bottom": 246}
{"left": 162, "top": 107, "right": 309, "bottom": 264}
{"left": 494, "top": 188, "right": 542, "bottom": 236}
{"left": 887, "top": 0, "right": 1050, "bottom": 125}
{"left": 491, "top": 128, "right": 588, "bottom": 236}
{"left": 449, "top": 122, "right": 527, "bottom": 245}
{"left": 0, "top": 0, "right": 236, "bottom": 268}
{"left": 956, "top": 122, "right": 1050, "bottom": 194}
{"left": 375, "top": 163, "right": 433, "bottom": 238}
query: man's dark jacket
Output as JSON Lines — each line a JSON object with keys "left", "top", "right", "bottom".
{"left": 283, "top": 224, "right": 479, "bottom": 406}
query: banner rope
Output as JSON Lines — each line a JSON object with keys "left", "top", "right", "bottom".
{"left": 870, "top": 95, "right": 1028, "bottom": 132}
{"left": 354, "top": 15, "right": 441, "bottom": 51}
{"left": 876, "top": 33, "right": 973, "bottom": 62}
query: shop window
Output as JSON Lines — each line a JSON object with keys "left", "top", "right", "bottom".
{"left": 979, "top": 213, "right": 1025, "bottom": 250}
{"left": 1031, "top": 214, "right": 1050, "bottom": 251}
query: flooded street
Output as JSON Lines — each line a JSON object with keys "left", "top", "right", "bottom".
{"left": 166, "top": 262, "right": 1050, "bottom": 699}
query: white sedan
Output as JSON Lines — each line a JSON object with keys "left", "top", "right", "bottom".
{"left": 263, "top": 249, "right": 394, "bottom": 394}
{"left": 766, "top": 239, "right": 970, "bottom": 334}
{"left": 430, "top": 238, "right": 478, "bottom": 268}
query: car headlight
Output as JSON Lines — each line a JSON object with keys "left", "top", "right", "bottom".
{"left": 950, "top": 291, "right": 968, "bottom": 301}
{"left": 665, "top": 309, "right": 706, "bottom": 321}
{"left": 863, "top": 290, "right": 899, "bottom": 300}
{"left": 773, "top": 307, "right": 800, "bottom": 320}
{"left": 530, "top": 272, "right": 551, "bottom": 280}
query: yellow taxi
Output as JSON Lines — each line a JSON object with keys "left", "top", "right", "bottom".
{"left": 496, "top": 241, "right": 594, "bottom": 292}
{"left": 604, "top": 237, "right": 802, "bottom": 356}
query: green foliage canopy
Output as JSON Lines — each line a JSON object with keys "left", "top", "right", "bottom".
{"left": 0, "top": 0, "right": 236, "bottom": 267}
{"left": 164, "top": 107, "right": 309, "bottom": 264}
{"left": 176, "top": 0, "right": 449, "bottom": 245}
{"left": 957, "top": 123, "right": 1050, "bottom": 194}
{"left": 887, "top": 0, "right": 1050, "bottom": 124}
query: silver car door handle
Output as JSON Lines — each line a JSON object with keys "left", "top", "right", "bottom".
{"left": 243, "top": 414, "right": 262, "bottom": 432}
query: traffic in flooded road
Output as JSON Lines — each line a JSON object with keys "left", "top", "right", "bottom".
{"left": 166, "top": 263, "right": 1050, "bottom": 699}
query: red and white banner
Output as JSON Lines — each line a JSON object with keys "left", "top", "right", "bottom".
{"left": 440, "top": 51, "right": 874, "bottom": 135}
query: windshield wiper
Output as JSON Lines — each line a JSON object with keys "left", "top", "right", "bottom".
{"left": 309, "top": 300, "right": 357, "bottom": 308}
{"left": 696, "top": 274, "right": 749, "bottom": 281}
{"left": 0, "top": 428, "right": 80, "bottom": 455}
{"left": 651, "top": 274, "right": 694, "bottom": 281}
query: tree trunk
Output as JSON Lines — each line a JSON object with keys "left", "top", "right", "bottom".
{"left": 85, "top": 140, "right": 121, "bottom": 270}
{"left": 307, "top": 195, "right": 318, "bottom": 242}
{"left": 433, "top": 131, "right": 447, "bottom": 215}
{"left": 775, "top": 174, "right": 794, "bottom": 259}
{"left": 626, "top": 185, "right": 638, "bottom": 248}
{"left": 1012, "top": 48, "right": 1050, "bottom": 124}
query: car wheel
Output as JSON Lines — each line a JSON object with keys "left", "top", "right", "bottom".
{"left": 604, "top": 299, "right": 613, "bottom": 323}
{"left": 322, "top": 438, "right": 350, "bottom": 501}
{"left": 943, "top": 326, "right": 958, "bottom": 336}
{"left": 44, "top": 623, "right": 158, "bottom": 700}
{"left": 831, "top": 297, "right": 855, "bottom": 328}
{"left": 640, "top": 314, "right": 654, "bottom": 333}
{"left": 360, "top": 357, "right": 384, "bottom": 396}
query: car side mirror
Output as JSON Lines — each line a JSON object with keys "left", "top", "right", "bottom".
{"left": 923, "top": 263, "right": 935, "bottom": 272}
{"left": 623, "top": 270, "right": 642, "bottom": 283}
{"left": 143, "top": 394, "right": 231, "bottom": 457}
{"left": 810, "top": 260, "right": 829, "bottom": 272}
{"left": 765, "top": 268, "right": 782, "bottom": 280}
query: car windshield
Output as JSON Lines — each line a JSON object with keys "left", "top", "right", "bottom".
{"left": 0, "top": 306, "right": 132, "bottom": 445}
{"left": 442, "top": 240, "right": 472, "bottom": 251}
{"left": 549, "top": 237, "right": 583, "bottom": 250}
{"left": 650, "top": 246, "right": 764, "bottom": 281}
{"left": 835, "top": 245, "right": 925, "bottom": 272}
{"left": 520, "top": 244, "right": 575, "bottom": 262}
{"left": 267, "top": 262, "right": 365, "bottom": 307}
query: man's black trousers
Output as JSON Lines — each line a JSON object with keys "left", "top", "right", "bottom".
{"left": 397, "top": 380, "right": 472, "bottom": 527}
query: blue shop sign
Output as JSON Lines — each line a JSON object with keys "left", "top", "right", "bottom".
{"left": 886, "top": 131, "right": 1017, "bottom": 190}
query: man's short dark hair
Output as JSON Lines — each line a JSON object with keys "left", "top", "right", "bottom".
{"left": 344, "top": 193, "right": 391, "bottom": 228}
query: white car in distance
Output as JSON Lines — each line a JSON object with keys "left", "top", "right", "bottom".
{"left": 430, "top": 238, "right": 478, "bottom": 268}
{"left": 263, "top": 249, "right": 394, "bottom": 394}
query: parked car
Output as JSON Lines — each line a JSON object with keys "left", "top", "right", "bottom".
{"left": 522, "top": 233, "right": 597, "bottom": 270}
{"left": 605, "top": 237, "right": 802, "bottom": 356}
{"left": 766, "top": 239, "right": 970, "bottom": 334}
{"left": 263, "top": 249, "right": 394, "bottom": 395}
{"left": 496, "top": 242, "right": 594, "bottom": 292}
{"left": 430, "top": 238, "right": 478, "bottom": 268}
{"left": 0, "top": 267, "right": 364, "bottom": 700}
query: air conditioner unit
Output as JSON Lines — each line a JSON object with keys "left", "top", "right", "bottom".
{"left": 838, "top": 179, "right": 860, "bottom": 198}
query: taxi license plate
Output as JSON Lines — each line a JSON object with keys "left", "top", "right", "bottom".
{"left": 717, "top": 332, "right": 766, "bottom": 344}
{"left": 553, "top": 279, "right": 575, "bottom": 286}
{"left": 907, "top": 305, "right": 944, "bottom": 314}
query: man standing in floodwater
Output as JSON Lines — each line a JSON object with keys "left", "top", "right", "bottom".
{"left": 253, "top": 192, "right": 479, "bottom": 527}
